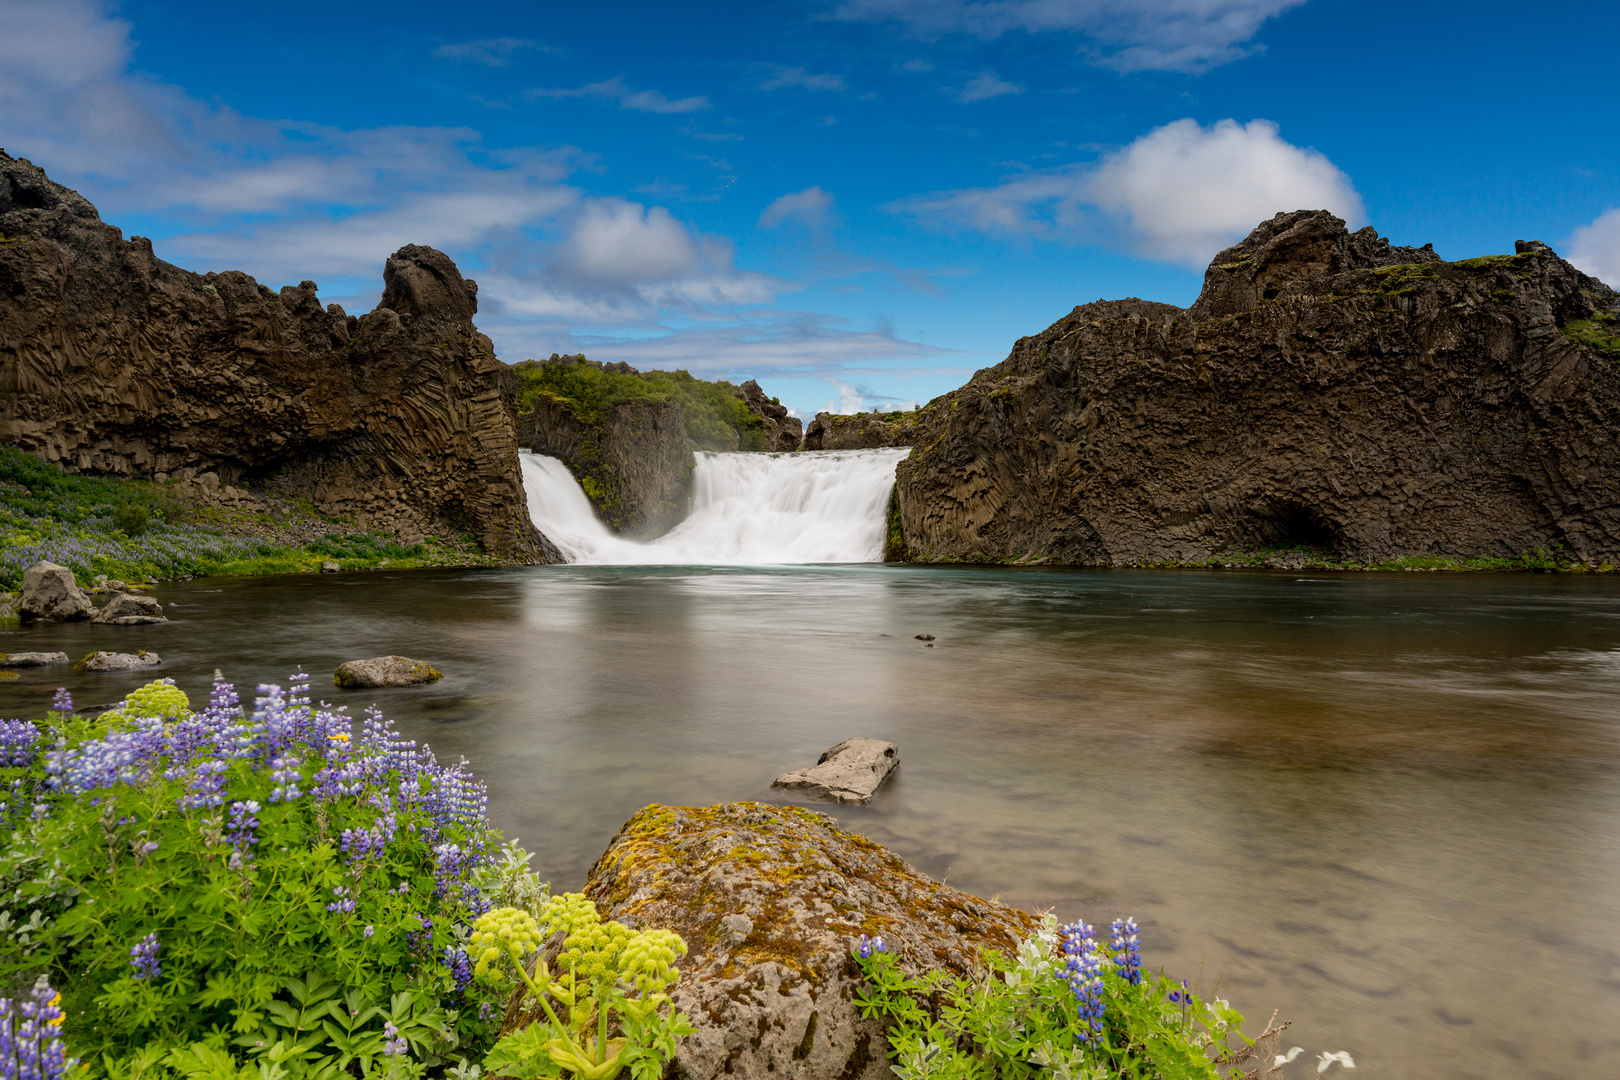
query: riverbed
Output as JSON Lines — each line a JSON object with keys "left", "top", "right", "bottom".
{"left": 5, "top": 565, "right": 1618, "bottom": 1079}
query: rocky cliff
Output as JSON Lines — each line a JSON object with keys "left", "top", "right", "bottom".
{"left": 515, "top": 386, "right": 693, "bottom": 539}
{"left": 0, "top": 151, "right": 551, "bottom": 562}
{"left": 893, "top": 210, "right": 1620, "bottom": 566}
{"left": 803, "top": 409, "right": 918, "bottom": 450}
{"left": 734, "top": 380, "right": 803, "bottom": 451}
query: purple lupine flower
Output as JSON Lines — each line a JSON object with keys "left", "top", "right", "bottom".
{"left": 130, "top": 933, "right": 162, "bottom": 980}
{"left": 855, "top": 935, "right": 886, "bottom": 958}
{"left": 443, "top": 946, "right": 473, "bottom": 992}
{"left": 1060, "top": 921, "right": 1105, "bottom": 1041}
{"left": 1109, "top": 918, "right": 1142, "bottom": 986}
{"left": 225, "top": 800, "right": 260, "bottom": 851}
{"left": 268, "top": 754, "right": 303, "bottom": 802}
{"left": 363, "top": 925, "right": 375, "bottom": 940}
{"left": 381, "top": 1021, "right": 408, "bottom": 1057}
{"left": 49, "top": 688, "right": 73, "bottom": 713}
{"left": 1168, "top": 980, "right": 1190, "bottom": 1004}
{"left": 0, "top": 976, "right": 78, "bottom": 1080}
{"left": 325, "top": 886, "right": 356, "bottom": 914}
{"left": 0, "top": 721, "right": 40, "bottom": 768}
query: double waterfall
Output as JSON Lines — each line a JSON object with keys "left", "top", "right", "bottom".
{"left": 519, "top": 448, "right": 910, "bottom": 564}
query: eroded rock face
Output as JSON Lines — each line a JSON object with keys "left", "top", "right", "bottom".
{"left": 893, "top": 210, "right": 1620, "bottom": 565}
{"left": 556, "top": 802, "right": 1037, "bottom": 1080}
{"left": 333, "top": 656, "right": 443, "bottom": 688}
{"left": 516, "top": 391, "right": 694, "bottom": 540}
{"left": 803, "top": 410, "right": 918, "bottom": 451}
{"left": 735, "top": 380, "right": 804, "bottom": 452}
{"left": 772, "top": 738, "right": 899, "bottom": 803}
{"left": 92, "top": 593, "right": 166, "bottom": 625}
{"left": 0, "top": 152, "right": 549, "bottom": 563}
{"left": 14, "top": 562, "right": 94, "bottom": 623}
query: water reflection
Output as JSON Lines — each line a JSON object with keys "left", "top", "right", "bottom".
{"left": 3, "top": 565, "right": 1619, "bottom": 1078}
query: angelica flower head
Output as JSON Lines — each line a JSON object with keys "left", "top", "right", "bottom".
{"left": 469, "top": 906, "right": 543, "bottom": 978}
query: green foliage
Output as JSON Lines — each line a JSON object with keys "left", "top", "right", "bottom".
{"left": 511, "top": 358, "right": 766, "bottom": 452}
{"left": 307, "top": 534, "right": 426, "bottom": 562}
{"left": 475, "top": 895, "right": 695, "bottom": 1080}
{"left": 1562, "top": 313, "right": 1620, "bottom": 359}
{"left": 854, "top": 919, "right": 1248, "bottom": 1080}
{"left": 113, "top": 503, "right": 152, "bottom": 537}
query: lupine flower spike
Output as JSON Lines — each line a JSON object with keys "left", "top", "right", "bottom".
{"left": 129, "top": 933, "right": 162, "bottom": 981}
{"left": 0, "top": 977, "right": 78, "bottom": 1080}
{"left": 856, "top": 934, "right": 887, "bottom": 958}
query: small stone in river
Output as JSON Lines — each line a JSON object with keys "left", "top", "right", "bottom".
{"left": 772, "top": 737, "right": 899, "bottom": 804}
{"left": 334, "top": 655, "right": 443, "bottom": 688}
{"left": 915, "top": 633, "right": 935, "bottom": 641}
{"left": 92, "top": 593, "right": 167, "bottom": 625}
{"left": 75, "top": 650, "right": 162, "bottom": 672}
{"left": 321, "top": 561, "right": 341, "bottom": 573}
{"left": 0, "top": 651, "right": 70, "bottom": 667}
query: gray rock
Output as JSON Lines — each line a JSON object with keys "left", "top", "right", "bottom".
{"left": 0, "top": 651, "right": 70, "bottom": 667}
{"left": 321, "top": 561, "right": 341, "bottom": 573}
{"left": 92, "top": 593, "right": 167, "bottom": 625}
{"left": 0, "top": 603, "right": 16, "bottom": 623}
{"left": 772, "top": 738, "right": 899, "bottom": 804}
{"left": 15, "top": 561, "right": 94, "bottom": 622}
{"left": 333, "top": 655, "right": 443, "bottom": 688}
{"left": 565, "top": 802, "right": 1037, "bottom": 1080}
{"left": 75, "top": 650, "right": 162, "bottom": 672}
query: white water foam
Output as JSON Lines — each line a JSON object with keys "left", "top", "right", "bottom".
{"left": 519, "top": 447, "right": 910, "bottom": 565}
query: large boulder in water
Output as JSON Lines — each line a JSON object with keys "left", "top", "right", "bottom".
{"left": 534, "top": 802, "right": 1037, "bottom": 1080}
{"left": 92, "top": 592, "right": 167, "bottom": 624}
{"left": 15, "top": 561, "right": 94, "bottom": 622}
{"left": 333, "top": 655, "right": 443, "bottom": 688}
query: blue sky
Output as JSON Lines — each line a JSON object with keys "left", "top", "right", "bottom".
{"left": 3, "top": 0, "right": 1617, "bottom": 417}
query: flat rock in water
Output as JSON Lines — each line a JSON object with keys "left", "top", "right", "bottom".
{"left": 0, "top": 651, "right": 70, "bottom": 667}
{"left": 92, "top": 593, "right": 167, "bottom": 625}
{"left": 76, "top": 650, "right": 161, "bottom": 672}
{"left": 15, "top": 561, "right": 94, "bottom": 623}
{"left": 321, "top": 561, "right": 341, "bottom": 573}
{"left": 772, "top": 738, "right": 898, "bottom": 803}
{"left": 552, "top": 802, "right": 1037, "bottom": 1080}
{"left": 334, "top": 655, "right": 443, "bottom": 688}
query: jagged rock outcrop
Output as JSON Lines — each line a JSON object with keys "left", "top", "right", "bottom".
{"left": 0, "top": 151, "right": 550, "bottom": 562}
{"left": 735, "top": 380, "right": 803, "bottom": 452}
{"left": 515, "top": 387, "right": 694, "bottom": 539}
{"left": 893, "top": 210, "right": 1620, "bottom": 565}
{"left": 14, "top": 561, "right": 94, "bottom": 622}
{"left": 526, "top": 802, "right": 1036, "bottom": 1080}
{"left": 803, "top": 410, "right": 919, "bottom": 451}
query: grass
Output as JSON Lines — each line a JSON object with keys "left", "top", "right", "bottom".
{"left": 1562, "top": 312, "right": 1620, "bottom": 359}
{"left": 0, "top": 446, "right": 490, "bottom": 591}
{"left": 511, "top": 357, "right": 768, "bottom": 451}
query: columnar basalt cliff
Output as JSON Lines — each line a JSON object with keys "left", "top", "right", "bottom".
{"left": 0, "top": 151, "right": 551, "bottom": 562}
{"left": 893, "top": 211, "right": 1620, "bottom": 565}
{"left": 803, "top": 409, "right": 918, "bottom": 451}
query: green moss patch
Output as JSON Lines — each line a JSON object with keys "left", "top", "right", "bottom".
{"left": 1563, "top": 312, "right": 1620, "bottom": 359}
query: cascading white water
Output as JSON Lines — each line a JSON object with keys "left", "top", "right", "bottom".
{"left": 519, "top": 447, "right": 910, "bottom": 565}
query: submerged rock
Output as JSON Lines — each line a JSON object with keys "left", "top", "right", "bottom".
{"left": 92, "top": 593, "right": 167, "bottom": 625}
{"left": 76, "top": 650, "right": 161, "bottom": 672}
{"left": 773, "top": 738, "right": 899, "bottom": 804}
{"left": 14, "top": 561, "right": 94, "bottom": 623}
{"left": 333, "top": 655, "right": 443, "bottom": 688}
{"left": 0, "top": 651, "right": 69, "bottom": 667}
{"left": 546, "top": 802, "right": 1037, "bottom": 1080}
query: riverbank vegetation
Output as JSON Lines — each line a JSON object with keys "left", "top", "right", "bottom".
{"left": 0, "top": 447, "right": 492, "bottom": 591}
{"left": 0, "top": 676, "right": 691, "bottom": 1080}
{"left": 511, "top": 357, "right": 767, "bottom": 451}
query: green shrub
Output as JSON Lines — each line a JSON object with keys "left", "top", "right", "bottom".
{"left": 112, "top": 503, "right": 150, "bottom": 537}
{"left": 512, "top": 359, "right": 766, "bottom": 452}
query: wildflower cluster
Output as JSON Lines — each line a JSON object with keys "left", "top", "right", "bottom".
{"left": 0, "top": 673, "right": 510, "bottom": 1075}
{"left": 0, "top": 977, "right": 76, "bottom": 1080}
{"left": 478, "top": 894, "right": 695, "bottom": 1080}
{"left": 854, "top": 914, "right": 1251, "bottom": 1080}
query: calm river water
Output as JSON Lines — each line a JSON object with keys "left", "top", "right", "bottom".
{"left": 5, "top": 565, "right": 1619, "bottom": 1079}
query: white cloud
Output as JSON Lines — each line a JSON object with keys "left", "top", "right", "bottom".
{"left": 759, "top": 66, "right": 846, "bottom": 92}
{"left": 528, "top": 76, "right": 710, "bottom": 114}
{"left": 893, "top": 117, "right": 1362, "bottom": 266}
{"left": 759, "top": 187, "right": 836, "bottom": 229}
{"left": 835, "top": 0, "right": 1309, "bottom": 73}
{"left": 433, "top": 38, "right": 550, "bottom": 65}
{"left": 1566, "top": 208, "right": 1620, "bottom": 289}
{"left": 957, "top": 71, "right": 1023, "bottom": 102}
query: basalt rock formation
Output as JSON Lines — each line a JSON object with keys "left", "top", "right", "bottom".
{"left": 514, "top": 377, "right": 694, "bottom": 539}
{"left": 803, "top": 409, "right": 918, "bottom": 451}
{"left": 0, "top": 151, "right": 550, "bottom": 562}
{"left": 537, "top": 802, "right": 1036, "bottom": 1080}
{"left": 892, "top": 210, "right": 1620, "bottom": 565}
{"left": 735, "top": 379, "right": 803, "bottom": 452}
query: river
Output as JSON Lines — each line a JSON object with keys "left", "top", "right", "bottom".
{"left": 6, "top": 563, "right": 1619, "bottom": 1079}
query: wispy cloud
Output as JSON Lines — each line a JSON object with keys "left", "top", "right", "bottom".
{"left": 759, "top": 65, "right": 846, "bottom": 92}
{"left": 893, "top": 117, "right": 1362, "bottom": 266}
{"left": 957, "top": 71, "right": 1022, "bottom": 102}
{"left": 760, "top": 186, "right": 836, "bottom": 230}
{"left": 528, "top": 75, "right": 710, "bottom": 114}
{"left": 433, "top": 38, "right": 552, "bottom": 66}
{"left": 835, "top": 0, "right": 1309, "bottom": 73}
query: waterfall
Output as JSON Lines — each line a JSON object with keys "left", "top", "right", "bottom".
{"left": 519, "top": 448, "right": 910, "bottom": 565}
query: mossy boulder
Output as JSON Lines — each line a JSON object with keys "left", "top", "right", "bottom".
{"left": 332, "top": 655, "right": 442, "bottom": 688}
{"left": 557, "top": 802, "right": 1037, "bottom": 1080}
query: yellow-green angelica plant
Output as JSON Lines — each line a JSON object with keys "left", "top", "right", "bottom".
{"left": 475, "top": 894, "right": 693, "bottom": 1080}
